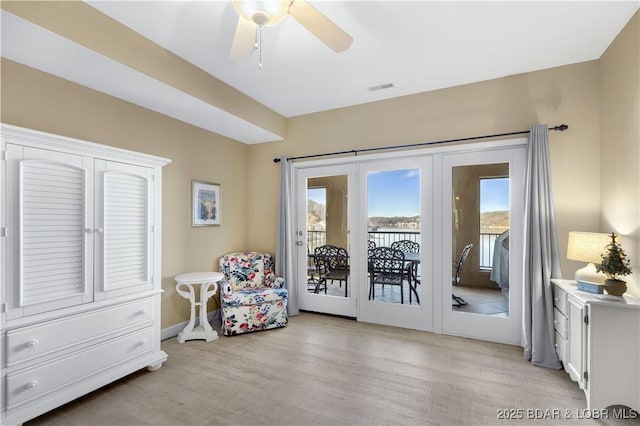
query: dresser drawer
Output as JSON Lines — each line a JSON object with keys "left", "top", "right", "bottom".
{"left": 5, "top": 327, "right": 153, "bottom": 409}
{"left": 555, "top": 331, "right": 567, "bottom": 363}
{"left": 553, "top": 286, "right": 568, "bottom": 316}
{"left": 553, "top": 307, "right": 568, "bottom": 339}
{"left": 6, "top": 298, "right": 153, "bottom": 367}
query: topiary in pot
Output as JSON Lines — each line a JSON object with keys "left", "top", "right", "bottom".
{"left": 596, "top": 232, "right": 632, "bottom": 296}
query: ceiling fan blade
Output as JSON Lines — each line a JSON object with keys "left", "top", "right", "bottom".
{"left": 230, "top": 17, "right": 256, "bottom": 59}
{"left": 288, "top": 0, "right": 353, "bottom": 53}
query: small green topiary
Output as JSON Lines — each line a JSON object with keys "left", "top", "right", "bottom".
{"left": 596, "top": 232, "right": 632, "bottom": 281}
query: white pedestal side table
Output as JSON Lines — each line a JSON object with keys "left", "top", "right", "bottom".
{"left": 175, "top": 271, "right": 224, "bottom": 343}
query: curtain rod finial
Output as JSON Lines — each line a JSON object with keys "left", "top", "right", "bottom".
{"left": 273, "top": 158, "right": 281, "bottom": 163}
{"left": 553, "top": 124, "right": 568, "bottom": 131}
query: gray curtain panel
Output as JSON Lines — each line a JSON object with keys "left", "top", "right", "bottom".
{"left": 276, "top": 157, "right": 299, "bottom": 315}
{"left": 523, "top": 124, "right": 562, "bottom": 369}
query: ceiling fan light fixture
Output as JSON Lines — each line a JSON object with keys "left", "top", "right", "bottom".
{"left": 232, "top": 0, "right": 290, "bottom": 26}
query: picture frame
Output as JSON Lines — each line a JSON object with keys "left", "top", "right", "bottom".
{"left": 192, "top": 180, "right": 221, "bottom": 226}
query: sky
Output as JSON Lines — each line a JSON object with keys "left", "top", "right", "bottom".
{"left": 480, "top": 177, "right": 509, "bottom": 213}
{"left": 308, "top": 188, "right": 325, "bottom": 204}
{"left": 368, "top": 169, "right": 420, "bottom": 217}
{"left": 307, "top": 170, "right": 509, "bottom": 217}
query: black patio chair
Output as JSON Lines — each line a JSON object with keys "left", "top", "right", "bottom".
{"left": 314, "top": 245, "right": 350, "bottom": 297}
{"left": 452, "top": 244, "right": 472, "bottom": 306}
{"left": 368, "top": 246, "right": 418, "bottom": 304}
{"left": 367, "top": 239, "right": 376, "bottom": 256}
{"left": 391, "top": 239, "right": 420, "bottom": 286}
{"left": 307, "top": 246, "right": 322, "bottom": 293}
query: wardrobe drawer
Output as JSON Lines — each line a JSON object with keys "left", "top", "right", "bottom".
{"left": 553, "top": 307, "right": 568, "bottom": 340}
{"left": 6, "top": 298, "right": 153, "bottom": 366}
{"left": 5, "top": 327, "right": 153, "bottom": 409}
{"left": 553, "top": 286, "right": 568, "bottom": 316}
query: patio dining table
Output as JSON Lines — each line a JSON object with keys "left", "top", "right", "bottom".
{"left": 402, "top": 252, "right": 421, "bottom": 304}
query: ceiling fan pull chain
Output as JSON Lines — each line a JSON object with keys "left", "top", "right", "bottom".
{"left": 257, "top": 25, "right": 263, "bottom": 70}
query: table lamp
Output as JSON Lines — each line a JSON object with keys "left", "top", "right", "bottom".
{"left": 566, "top": 231, "right": 612, "bottom": 284}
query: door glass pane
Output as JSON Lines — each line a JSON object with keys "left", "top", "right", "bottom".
{"left": 452, "top": 164, "right": 509, "bottom": 317}
{"left": 307, "top": 187, "right": 326, "bottom": 252}
{"left": 367, "top": 168, "right": 421, "bottom": 305}
{"left": 306, "top": 175, "right": 350, "bottom": 297}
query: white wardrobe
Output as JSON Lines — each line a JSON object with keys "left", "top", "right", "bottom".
{"left": 1, "top": 124, "right": 171, "bottom": 425}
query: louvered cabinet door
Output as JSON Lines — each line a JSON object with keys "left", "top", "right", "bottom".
{"left": 94, "top": 160, "right": 154, "bottom": 300}
{"left": 5, "top": 145, "right": 94, "bottom": 319}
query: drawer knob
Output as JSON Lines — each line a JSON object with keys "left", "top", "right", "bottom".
{"left": 137, "top": 309, "right": 146, "bottom": 316}
{"left": 25, "top": 339, "right": 39, "bottom": 349}
{"left": 26, "top": 380, "right": 38, "bottom": 390}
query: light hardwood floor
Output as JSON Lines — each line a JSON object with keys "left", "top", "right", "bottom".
{"left": 26, "top": 312, "right": 637, "bottom": 425}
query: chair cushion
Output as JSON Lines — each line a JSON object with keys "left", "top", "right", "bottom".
{"left": 222, "top": 286, "right": 288, "bottom": 307}
{"left": 229, "top": 259, "right": 265, "bottom": 291}
{"left": 373, "top": 272, "right": 404, "bottom": 285}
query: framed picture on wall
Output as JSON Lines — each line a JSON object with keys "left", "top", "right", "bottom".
{"left": 192, "top": 180, "right": 221, "bottom": 226}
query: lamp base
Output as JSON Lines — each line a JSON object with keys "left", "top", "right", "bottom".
{"left": 574, "top": 263, "right": 606, "bottom": 284}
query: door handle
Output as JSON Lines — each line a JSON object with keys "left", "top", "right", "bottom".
{"left": 296, "top": 241, "right": 304, "bottom": 246}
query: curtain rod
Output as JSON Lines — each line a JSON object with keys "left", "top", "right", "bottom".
{"left": 273, "top": 124, "right": 568, "bottom": 163}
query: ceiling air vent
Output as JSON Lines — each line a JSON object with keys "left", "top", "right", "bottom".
{"left": 368, "top": 82, "right": 394, "bottom": 92}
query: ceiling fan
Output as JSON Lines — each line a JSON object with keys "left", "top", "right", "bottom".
{"left": 230, "top": 0, "right": 353, "bottom": 60}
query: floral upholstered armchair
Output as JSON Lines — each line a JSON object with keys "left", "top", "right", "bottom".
{"left": 218, "top": 251, "right": 288, "bottom": 336}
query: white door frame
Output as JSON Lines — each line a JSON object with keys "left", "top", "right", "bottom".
{"left": 436, "top": 142, "right": 526, "bottom": 345}
{"left": 356, "top": 156, "right": 433, "bottom": 331}
{"left": 294, "top": 163, "right": 357, "bottom": 317}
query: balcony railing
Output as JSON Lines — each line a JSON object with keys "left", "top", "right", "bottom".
{"left": 310, "top": 229, "right": 501, "bottom": 270}
{"left": 307, "top": 230, "right": 327, "bottom": 253}
{"left": 367, "top": 230, "right": 420, "bottom": 248}
{"left": 479, "top": 232, "right": 501, "bottom": 270}
{"left": 308, "top": 229, "right": 420, "bottom": 253}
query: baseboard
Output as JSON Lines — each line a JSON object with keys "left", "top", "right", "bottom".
{"left": 161, "top": 309, "right": 221, "bottom": 341}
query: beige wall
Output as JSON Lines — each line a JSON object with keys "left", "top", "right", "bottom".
{"left": 248, "top": 60, "right": 602, "bottom": 283}
{"left": 1, "top": 59, "right": 250, "bottom": 327}
{"left": 599, "top": 11, "right": 639, "bottom": 296}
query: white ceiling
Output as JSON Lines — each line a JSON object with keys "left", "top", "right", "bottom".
{"left": 2, "top": 1, "right": 638, "bottom": 144}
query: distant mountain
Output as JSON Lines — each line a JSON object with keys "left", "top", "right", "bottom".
{"left": 309, "top": 205, "right": 507, "bottom": 233}
{"left": 368, "top": 215, "right": 420, "bottom": 229}
{"left": 481, "top": 210, "right": 509, "bottom": 233}
{"left": 366, "top": 212, "right": 508, "bottom": 232}
{"left": 481, "top": 211, "right": 509, "bottom": 227}
{"left": 307, "top": 199, "right": 326, "bottom": 230}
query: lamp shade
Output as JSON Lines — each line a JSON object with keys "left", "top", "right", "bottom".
{"left": 567, "top": 232, "right": 612, "bottom": 264}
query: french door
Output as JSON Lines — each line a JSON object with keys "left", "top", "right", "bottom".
{"left": 437, "top": 146, "right": 525, "bottom": 345}
{"left": 356, "top": 157, "right": 432, "bottom": 331}
{"left": 291, "top": 140, "right": 526, "bottom": 344}
{"left": 295, "top": 164, "right": 357, "bottom": 317}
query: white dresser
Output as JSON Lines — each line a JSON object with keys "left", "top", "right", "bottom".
{"left": 552, "top": 279, "right": 640, "bottom": 411}
{"left": 1, "top": 125, "right": 171, "bottom": 425}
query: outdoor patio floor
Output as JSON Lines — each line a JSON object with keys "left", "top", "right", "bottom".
{"left": 308, "top": 279, "right": 508, "bottom": 316}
